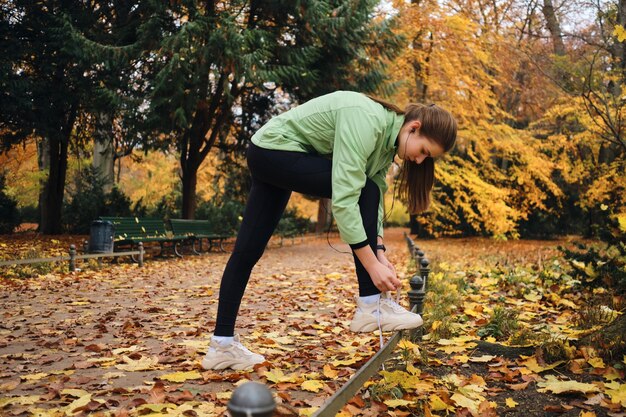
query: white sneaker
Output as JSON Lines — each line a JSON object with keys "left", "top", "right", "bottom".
{"left": 201, "top": 334, "right": 265, "bottom": 371}
{"left": 349, "top": 292, "right": 423, "bottom": 332}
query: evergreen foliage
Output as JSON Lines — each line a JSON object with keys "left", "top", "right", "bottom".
{"left": 146, "top": 0, "right": 404, "bottom": 218}
{"left": 0, "top": 174, "right": 21, "bottom": 234}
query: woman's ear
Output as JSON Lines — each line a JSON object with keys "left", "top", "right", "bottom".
{"left": 411, "top": 120, "right": 421, "bottom": 132}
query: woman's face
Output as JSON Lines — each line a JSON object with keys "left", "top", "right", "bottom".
{"left": 397, "top": 121, "right": 445, "bottom": 164}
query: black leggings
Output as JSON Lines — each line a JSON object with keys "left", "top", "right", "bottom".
{"left": 214, "top": 143, "right": 381, "bottom": 336}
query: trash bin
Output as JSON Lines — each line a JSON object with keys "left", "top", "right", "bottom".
{"left": 88, "top": 220, "right": 114, "bottom": 253}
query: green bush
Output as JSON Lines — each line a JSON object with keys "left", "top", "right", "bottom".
{"left": 195, "top": 199, "right": 245, "bottom": 235}
{"left": 0, "top": 174, "right": 21, "bottom": 234}
{"left": 63, "top": 167, "right": 135, "bottom": 234}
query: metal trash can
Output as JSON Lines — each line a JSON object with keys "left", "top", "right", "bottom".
{"left": 88, "top": 220, "right": 114, "bottom": 253}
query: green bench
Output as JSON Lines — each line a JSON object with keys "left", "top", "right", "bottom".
{"left": 100, "top": 217, "right": 188, "bottom": 258}
{"left": 168, "top": 219, "right": 231, "bottom": 253}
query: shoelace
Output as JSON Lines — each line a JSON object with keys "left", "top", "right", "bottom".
{"left": 376, "top": 289, "right": 403, "bottom": 370}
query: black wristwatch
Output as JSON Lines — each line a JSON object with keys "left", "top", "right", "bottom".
{"left": 376, "top": 244, "right": 386, "bottom": 252}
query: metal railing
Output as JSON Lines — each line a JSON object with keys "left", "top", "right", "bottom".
{"left": 0, "top": 242, "right": 144, "bottom": 272}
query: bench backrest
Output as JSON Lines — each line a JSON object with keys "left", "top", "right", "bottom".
{"left": 169, "top": 219, "right": 213, "bottom": 236}
{"left": 100, "top": 217, "right": 169, "bottom": 240}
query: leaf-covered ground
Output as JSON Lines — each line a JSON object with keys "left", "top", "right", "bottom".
{"left": 0, "top": 229, "right": 624, "bottom": 416}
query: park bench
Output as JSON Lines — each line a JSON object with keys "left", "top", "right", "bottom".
{"left": 100, "top": 216, "right": 188, "bottom": 258}
{"left": 168, "top": 219, "right": 231, "bottom": 253}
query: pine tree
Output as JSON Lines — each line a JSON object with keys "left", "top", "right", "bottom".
{"left": 0, "top": 0, "right": 162, "bottom": 234}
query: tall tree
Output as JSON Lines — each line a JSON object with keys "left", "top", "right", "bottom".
{"left": 0, "top": 0, "right": 161, "bottom": 234}
{"left": 147, "top": 0, "right": 403, "bottom": 219}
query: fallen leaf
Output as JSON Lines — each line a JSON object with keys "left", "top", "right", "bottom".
{"left": 384, "top": 398, "right": 413, "bottom": 408}
{"left": 158, "top": 370, "right": 202, "bottom": 382}
{"left": 115, "top": 355, "right": 159, "bottom": 371}
{"left": 505, "top": 397, "right": 518, "bottom": 408}
{"left": 537, "top": 375, "right": 600, "bottom": 395}
{"left": 301, "top": 380, "right": 324, "bottom": 392}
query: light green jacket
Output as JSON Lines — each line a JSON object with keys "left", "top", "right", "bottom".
{"left": 251, "top": 91, "right": 404, "bottom": 245}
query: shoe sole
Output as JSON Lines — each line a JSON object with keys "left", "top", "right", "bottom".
{"left": 201, "top": 358, "right": 260, "bottom": 371}
{"left": 350, "top": 319, "right": 424, "bottom": 333}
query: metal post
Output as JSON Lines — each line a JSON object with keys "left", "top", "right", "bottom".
{"left": 83, "top": 240, "right": 89, "bottom": 254}
{"left": 419, "top": 257, "right": 430, "bottom": 292}
{"left": 415, "top": 249, "right": 424, "bottom": 266}
{"left": 408, "top": 273, "right": 425, "bottom": 341}
{"left": 228, "top": 381, "right": 275, "bottom": 417}
{"left": 138, "top": 242, "right": 144, "bottom": 267}
{"left": 69, "top": 244, "right": 76, "bottom": 272}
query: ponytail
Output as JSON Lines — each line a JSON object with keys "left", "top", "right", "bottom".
{"left": 397, "top": 103, "right": 457, "bottom": 214}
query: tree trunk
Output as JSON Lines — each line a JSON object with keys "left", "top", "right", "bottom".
{"left": 40, "top": 134, "right": 69, "bottom": 234}
{"left": 541, "top": 0, "right": 566, "bottom": 56}
{"left": 316, "top": 198, "right": 332, "bottom": 233}
{"left": 36, "top": 137, "right": 50, "bottom": 229}
{"left": 93, "top": 112, "right": 115, "bottom": 193}
{"left": 181, "top": 153, "right": 200, "bottom": 220}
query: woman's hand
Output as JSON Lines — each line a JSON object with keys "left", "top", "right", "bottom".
{"left": 376, "top": 251, "right": 395, "bottom": 273}
{"left": 353, "top": 245, "right": 401, "bottom": 292}
{"left": 368, "top": 260, "right": 401, "bottom": 292}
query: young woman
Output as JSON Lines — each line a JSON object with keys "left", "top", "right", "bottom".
{"left": 202, "top": 91, "right": 457, "bottom": 370}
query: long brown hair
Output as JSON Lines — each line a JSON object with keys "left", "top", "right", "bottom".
{"left": 367, "top": 95, "right": 457, "bottom": 213}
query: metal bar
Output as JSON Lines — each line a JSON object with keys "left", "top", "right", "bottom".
{"left": 0, "top": 251, "right": 141, "bottom": 267}
{"left": 311, "top": 330, "right": 405, "bottom": 417}
{"left": 0, "top": 256, "right": 70, "bottom": 267}
{"left": 74, "top": 251, "right": 140, "bottom": 260}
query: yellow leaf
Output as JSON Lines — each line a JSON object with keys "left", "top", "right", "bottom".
{"left": 605, "top": 382, "right": 626, "bottom": 406}
{"left": 323, "top": 364, "right": 338, "bottom": 379}
{"left": 579, "top": 412, "right": 596, "bottom": 417}
{"left": 115, "top": 355, "right": 159, "bottom": 371}
{"left": 614, "top": 25, "right": 626, "bottom": 42}
{"left": 21, "top": 372, "right": 48, "bottom": 381}
{"left": 406, "top": 362, "right": 420, "bottom": 376}
{"left": 136, "top": 403, "right": 177, "bottom": 413}
{"left": 264, "top": 369, "right": 300, "bottom": 384}
{"left": 587, "top": 357, "right": 605, "bottom": 368}
{"left": 0, "top": 395, "right": 40, "bottom": 408}
{"left": 398, "top": 339, "right": 421, "bottom": 355}
{"left": 60, "top": 389, "right": 89, "bottom": 398}
{"left": 523, "top": 291, "right": 542, "bottom": 302}
{"left": 64, "top": 394, "right": 92, "bottom": 414}
{"left": 519, "top": 356, "right": 564, "bottom": 373}
{"left": 325, "top": 272, "right": 343, "bottom": 279}
{"left": 537, "top": 375, "right": 600, "bottom": 394}
{"left": 451, "top": 393, "right": 480, "bottom": 414}
{"left": 331, "top": 357, "right": 360, "bottom": 366}
{"left": 216, "top": 392, "right": 231, "bottom": 400}
{"left": 159, "top": 370, "right": 202, "bottom": 382}
{"left": 384, "top": 398, "right": 413, "bottom": 408}
{"left": 429, "top": 394, "right": 449, "bottom": 411}
{"left": 301, "top": 380, "right": 324, "bottom": 392}
{"left": 299, "top": 407, "right": 319, "bottom": 416}
{"left": 380, "top": 370, "right": 421, "bottom": 390}
{"left": 454, "top": 354, "right": 470, "bottom": 363}
{"left": 505, "top": 397, "right": 518, "bottom": 408}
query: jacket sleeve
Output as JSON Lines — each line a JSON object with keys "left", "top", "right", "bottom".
{"left": 331, "top": 108, "right": 381, "bottom": 247}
